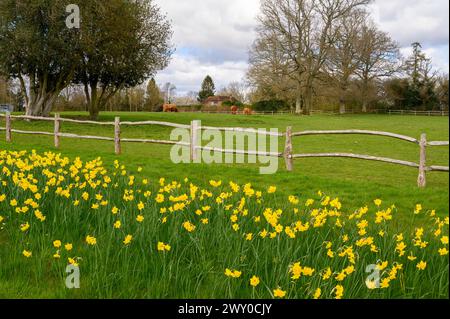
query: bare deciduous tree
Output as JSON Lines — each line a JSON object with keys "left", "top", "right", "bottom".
{"left": 325, "top": 9, "right": 366, "bottom": 114}
{"left": 247, "top": 31, "right": 297, "bottom": 105}
{"left": 254, "top": 0, "right": 371, "bottom": 115}
{"left": 217, "top": 81, "right": 248, "bottom": 103}
{"left": 355, "top": 20, "right": 401, "bottom": 112}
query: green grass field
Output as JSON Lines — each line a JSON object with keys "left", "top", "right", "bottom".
{"left": 0, "top": 112, "right": 448, "bottom": 299}
{"left": 1, "top": 112, "right": 448, "bottom": 215}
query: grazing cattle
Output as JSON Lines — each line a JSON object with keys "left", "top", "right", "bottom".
{"left": 163, "top": 104, "right": 179, "bottom": 112}
{"left": 243, "top": 108, "right": 253, "bottom": 115}
{"left": 230, "top": 106, "right": 238, "bottom": 115}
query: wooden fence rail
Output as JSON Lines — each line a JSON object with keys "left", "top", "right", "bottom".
{"left": 292, "top": 130, "right": 419, "bottom": 143}
{"left": 0, "top": 112, "right": 448, "bottom": 188}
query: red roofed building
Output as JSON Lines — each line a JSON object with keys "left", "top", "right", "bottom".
{"left": 203, "top": 96, "right": 237, "bottom": 107}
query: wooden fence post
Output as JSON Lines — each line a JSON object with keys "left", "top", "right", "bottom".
{"left": 114, "top": 117, "right": 121, "bottom": 155}
{"left": 284, "top": 126, "right": 293, "bottom": 171}
{"left": 417, "top": 133, "right": 427, "bottom": 188}
{"left": 5, "top": 112, "right": 11, "bottom": 142}
{"left": 54, "top": 113, "right": 60, "bottom": 148}
{"left": 190, "top": 120, "right": 200, "bottom": 162}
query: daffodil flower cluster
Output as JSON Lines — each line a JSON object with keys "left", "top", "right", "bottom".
{"left": 0, "top": 150, "right": 448, "bottom": 299}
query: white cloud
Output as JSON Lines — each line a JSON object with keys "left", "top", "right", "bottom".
{"left": 154, "top": 0, "right": 260, "bottom": 94}
{"left": 155, "top": 0, "right": 259, "bottom": 62}
{"left": 156, "top": 54, "right": 248, "bottom": 95}
{"left": 369, "top": 0, "right": 449, "bottom": 47}
{"left": 155, "top": 0, "right": 449, "bottom": 95}
{"left": 370, "top": 0, "right": 449, "bottom": 73}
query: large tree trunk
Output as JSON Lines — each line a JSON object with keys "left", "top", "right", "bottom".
{"left": 295, "top": 94, "right": 303, "bottom": 114}
{"left": 339, "top": 81, "right": 348, "bottom": 114}
{"left": 85, "top": 83, "right": 100, "bottom": 121}
{"left": 26, "top": 95, "right": 45, "bottom": 116}
{"left": 42, "top": 95, "right": 58, "bottom": 116}
{"left": 89, "top": 102, "right": 100, "bottom": 120}
{"left": 85, "top": 84, "right": 121, "bottom": 120}
{"left": 24, "top": 71, "right": 66, "bottom": 117}
{"left": 362, "top": 100, "right": 368, "bottom": 113}
{"left": 303, "top": 86, "right": 313, "bottom": 115}
{"left": 26, "top": 89, "right": 59, "bottom": 117}
{"left": 361, "top": 80, "right": 369, "bottom": 113}
{"left": 339, "top": 98, "right": 346, "bottom": 114}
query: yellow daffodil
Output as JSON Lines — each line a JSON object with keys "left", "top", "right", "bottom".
{"left": 334, "top": 285, "right": 344, "bottom": 299}
{"left": 209, "top": 180, "right": 222, "bottom": 188}
{"left": 86, "top": 235, "right": 97, "bottom": 246}
{"left": 183, "top": 221, "right": 196, "bottom": 232}
{"left": 267, "top": 186, "right": 277, "bottom": 194}
{"left": 414, "top": 204, "right": 422, "bottom": 214}
{"left": 225, "top": 268, "right": 242, "bottom": 278}
{"left": 136, "top": 215, "right": 145, "bottom": 223}
{"left": 416, "top": 261, "right": 427, "bottom": 270}
{"left": 250, "top": 276, "right": 260, "bottom": 287}
{"left": 313, "top": 288, "right": 321, "bottom": 299}
{"left": 20, "top": 222, "right": 30, "bottom": 232}
{"left": 273, "top": 288, "right": 286, "bottom": 298}
{"left": 123, "top": 235, "right": 133, "bottom": 245}
{"left": 157, "top": 242, "right": 171, "bottom": 252}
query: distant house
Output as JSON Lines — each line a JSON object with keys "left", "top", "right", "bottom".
{"left": 0, "top": 104, "right": 13, "bottom": 113}
{"left": 203, "top": 96, "right": 237, "bottom": 107}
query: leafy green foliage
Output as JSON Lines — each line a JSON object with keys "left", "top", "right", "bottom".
{"left": 0, "top": 0, "right": 173, "bottom": 118}
{"left": 145, "top": 79, "right": 164, "bottom": 112}
{"left": 252, "top": 100, "right": 289, "bottom": 112}
{"left": 0, "top": 0, "right": 81, "bottom": 116}
{"left": 223, "top": 100, "right": 244, "bottom": 107}
{"left": 198, "top": 75, "right": 216, "bottom": 103}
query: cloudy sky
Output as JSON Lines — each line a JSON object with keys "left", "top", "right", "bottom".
{"left": 154, "top": 0, "right": 449, "bottom": 96}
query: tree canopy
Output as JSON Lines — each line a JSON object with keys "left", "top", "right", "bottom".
{"left": 246, "top": 0, "right": 449, "bottom": 113}
{"left": 145, "top": 78, "right": 163, "bottom": 111}
{"left": 198, "top": 75, "right": 216, "bottom": 102}
{"left": 0, "top": 0, "right": 173, "bottom": 118}
{"left": 74, "top": 0, "right": 173, "bottom": 119}
{"left": 0, "top": 0, "right": 80, "bottom": 116}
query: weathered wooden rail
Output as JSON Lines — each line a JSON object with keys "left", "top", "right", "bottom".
{"left": 284, "top": 127, "right": 449, "bottom": 187}
{"left": 0, "top": 113, "right": 448, "bottom": 188}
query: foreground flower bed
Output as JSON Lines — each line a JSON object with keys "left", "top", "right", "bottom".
{"left": 0, "top": 149, "right": 448, "bottom": 298}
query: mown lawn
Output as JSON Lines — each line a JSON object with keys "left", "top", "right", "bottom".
{"left": 1, "top": 112, "right": 448, "bottom": 217}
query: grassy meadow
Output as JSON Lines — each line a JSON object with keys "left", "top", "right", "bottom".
{"left": 0, "top": 112, "right": 448, "bottom": 298}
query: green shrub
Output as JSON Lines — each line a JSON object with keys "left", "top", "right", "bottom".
{"left": 252, "top": 100, "right": 289, "bottom": 112}
{"left": 223, "top": 100, "right": 244, "bottom": 108}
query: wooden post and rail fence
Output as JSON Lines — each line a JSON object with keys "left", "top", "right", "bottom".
{"left": 1, "top": 112, "right": 448, "bottom": 188}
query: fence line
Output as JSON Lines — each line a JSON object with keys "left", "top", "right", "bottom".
{"left": 291, "top": 153, "right": 420, "bottom": 168}
{"left": 292, "top": 130, "right": 419, "bottom": 143}
{"left": 387, "top": 110, "right": 449, "bottom": 116}
{"left": 177, "top": 109, "right": 449, "bottom": 116}
{"left": 310, "top": 109, "right": 449, "bottom": 116}
{"left": 197, "top": 146, "right": 283, "bottom": 157}
{"left": 428, "top": 141, "right": 450, "bottom": 146}
{"left": 120, "top": 120, "right": 190, "bottom": 129}
{"left": 121, "top": 138, "right": 190, "bottom": 146}
{"left": 0, "top": 112, "right": 448, "bottom": 188}
{"left": 201, "top": 126, "right": 284, "bottom": 137}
